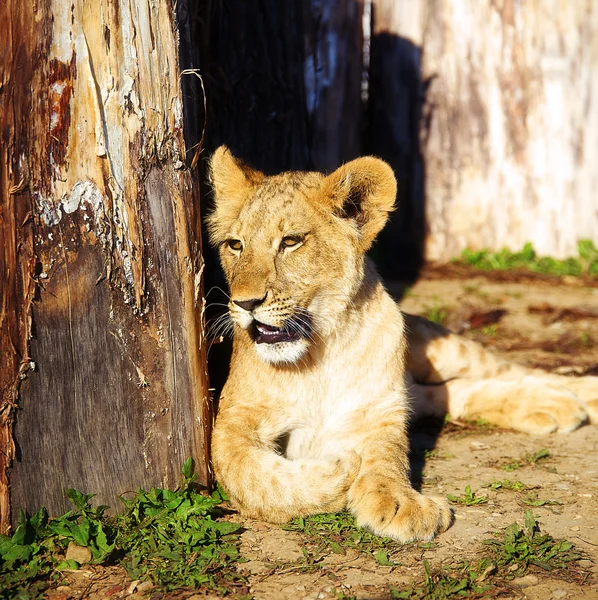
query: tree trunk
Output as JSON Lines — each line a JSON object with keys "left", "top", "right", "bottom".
{"left": 1, "top": 0, "right": 210, "bottom": 532}
{"left": 372, "top": 0, "right": 598, "bottom": 261}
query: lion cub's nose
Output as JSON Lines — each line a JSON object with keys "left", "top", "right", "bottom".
{"left": 232, "top": 294, "right": 267, "bottom": 312}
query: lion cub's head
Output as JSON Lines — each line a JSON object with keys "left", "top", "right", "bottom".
{"left": 208, "top": 146, "right": 397, "bottom": 365}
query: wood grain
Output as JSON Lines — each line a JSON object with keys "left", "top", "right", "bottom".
{"left": 2, "top": 0, "right": 210, "bottom": 528}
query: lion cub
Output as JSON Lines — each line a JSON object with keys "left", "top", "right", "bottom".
{"left": 207, "top": 147, "right": 451, "bottom": 541}
{"left": 207, "top": 146, "right": 597, "bottom": 542}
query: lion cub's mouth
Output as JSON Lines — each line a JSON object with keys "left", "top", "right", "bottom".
{"left": 251, "top": 319, "right": 308, "bottom": 345}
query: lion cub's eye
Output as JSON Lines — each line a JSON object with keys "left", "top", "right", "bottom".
{"left": 227, "top": 239, "right": 243, "bottom": 251}
{"left": 280, "top": 236, "right": 304, "bottom": 251}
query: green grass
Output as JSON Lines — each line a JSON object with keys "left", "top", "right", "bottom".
{"left": 456, "top": 240, "right": 598, "bottom": 276}
{"left": 0, "top": 460, "right": 245, "bottom": 598}
{"left": 388, "top": 511, "right": 583, "bottom": 599}
{"left": 447, "top": 485, "right": 488, "bottom": 506}
{"left": 281, "top": 511, "right": 400, "bottom": 565}
{"left": 2, "top": 460, "right": 584, "bottom": 600}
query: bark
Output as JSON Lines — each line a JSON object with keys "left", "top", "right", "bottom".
{"left": 1, "top": 0, "right": 210, "bottom": 531}
{"left": 0, "top": 0, "right": 37, "bottom": 534}
{"left": 372, "top": 0, "right": 598, "bottom": 260}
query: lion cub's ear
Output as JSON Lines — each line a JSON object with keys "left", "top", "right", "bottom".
{"left": 207, "top": 146, "right": 265, "bottom": 245}
{"left": 321, "top": 157, "right": 397, "bottom": 251}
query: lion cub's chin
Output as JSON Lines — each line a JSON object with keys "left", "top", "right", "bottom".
{"left": 255, "top": 339, "right": 310, "bottom": 365}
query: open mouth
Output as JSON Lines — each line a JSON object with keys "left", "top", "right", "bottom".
{"left": 251, "top": 319, "right": 308, "bottom": 344}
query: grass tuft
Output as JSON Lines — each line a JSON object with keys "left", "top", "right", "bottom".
{"left": 456, "top": 240, "right": 598, "bottom": 277}
{"left": 447, "top": 485, "right": 488, "bottom": 506}
{"left": 282, "top": 511, "right": 398, "bottom": 561}
{"left": 482, "top": 510, "right": 582, "bottom": 575}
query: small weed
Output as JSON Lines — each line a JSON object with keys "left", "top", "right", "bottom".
{"left": 581, "top": 332, "right": 590, "bottom": 346}
{"left": 333, "top": 590, "right": 357, "bottom": 600}
{"left": 468, "top": 418, "right": 497, "bottom": 431}
{"left": 482, "top": 510, "right": 582, "bottom": 575}
{"left": 456, "top": 240, "right": 598, "bottom": 277}
{"left": 444, "top": 417, "right": 498, "bottom": 436}
{"left": 483, "top": 479, "right": 528, "bottom": 491}
{"left": 519, "top": 492, "right": 562, "bottom": 507}
{"left": 502, "top": 448, "right": 550, "bottom": 472}
{"left": 502, "top": 459, "right": 523, "bottom": 472}
{"left": 528, "top": 449, "right": 551, "bottom": 464}
{"left": 447, "top": 485, "right": 488, "bottom": 506}
{"left": 423, "top": 303, "right": 449, "bottom": 326}
{"left": 389, "top": 558, "right": 495, "bottom": 599}
{"left": 0, "top": 460, "right": 245, "bottom": 598}
{"left": 480, "top": 324, "right": 497, "bottom": 337}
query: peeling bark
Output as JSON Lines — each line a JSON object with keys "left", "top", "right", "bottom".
{"left": 1, "top": 0, "right": 210, "bottom": 530}
{"left": 0, "top": 0, "right": 39, "bottom": 535}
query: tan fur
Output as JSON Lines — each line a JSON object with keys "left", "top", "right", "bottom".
{"left": 208, "top": 147, "right": 596, "bottom": 542}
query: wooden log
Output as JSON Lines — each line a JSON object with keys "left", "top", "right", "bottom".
{"left": 1, "top": 0, "right": 210, "bottom": 531}
{"left": 371, "top": 0, "right": 598, "bottom": 260}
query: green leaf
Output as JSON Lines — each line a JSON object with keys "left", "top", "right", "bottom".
{"left": 181, "top": 457, "right": 194, "bottom": 481}
{"left": 374, "top": 550, "right": 396, "bottom": 566}
{"left": 66, "top": 489, "right": 94, "bottom": 511}
{"left": 524, "top": 510, "right": 537, "bottom": 535}
{"left": 55, "top": 559, "right": 80, "bottom": 571}
{"left": 328, "top": 541, "right": 345, "bottom": 555}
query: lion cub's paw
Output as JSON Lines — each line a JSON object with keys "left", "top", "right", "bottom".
{"left": 351, "top": 489, "right": 453, "bottom": 543}
{"left": 511, "top": 378, "right": 587, "bottom": 434}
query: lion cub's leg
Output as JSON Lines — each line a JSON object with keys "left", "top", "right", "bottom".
{"left": 212, "top": 405, "right": 361, "bottom": 523}
{"left": 404, "top": 313, "right": 528, "bottom": 383}
{"left": 345, "top": 410, "right": 453, "bottom": 542}
{"left": 410, "top": 377, "right": 588, "bottom": 434}
{"left": 404, "top": 313, "right": 595, "bottom": 431}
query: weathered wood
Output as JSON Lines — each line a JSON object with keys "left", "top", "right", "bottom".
{"left": 0, "top": 0, "right": 40, "bottom": 535}
{"left": 2, "top": 0, "right": 210, "bottom": 530}
{"left": 372, "top": 0, "right": 598, "bottom": 260}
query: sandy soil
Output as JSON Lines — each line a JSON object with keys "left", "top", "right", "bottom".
{"left": 47, "top": 267, "right": 598, "bottom": 600}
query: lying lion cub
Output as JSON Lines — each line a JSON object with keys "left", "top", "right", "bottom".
{"left": 207, "top": 146, "right": 598, "bottom": 542}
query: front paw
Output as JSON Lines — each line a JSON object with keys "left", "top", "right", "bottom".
{"left": 349, "top": 479, "right": 453, "bottom": 543}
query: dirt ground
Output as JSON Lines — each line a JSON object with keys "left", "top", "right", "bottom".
{"left": 47, "top": 266, "right": 598, "bottom": 599}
